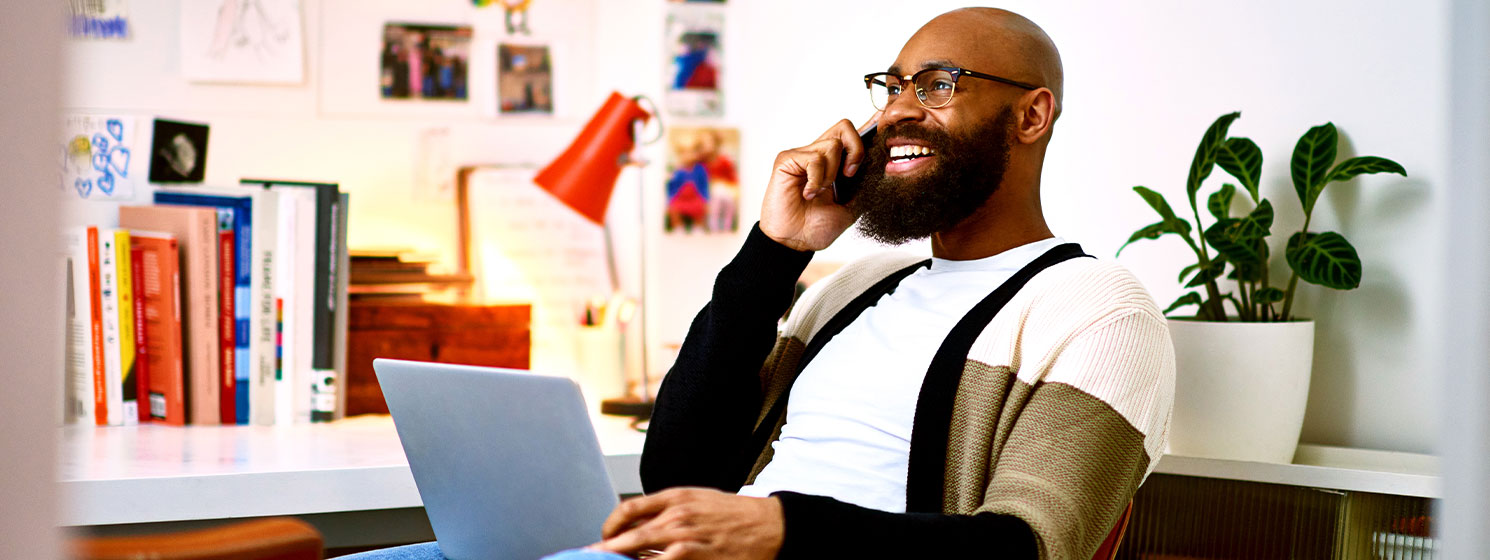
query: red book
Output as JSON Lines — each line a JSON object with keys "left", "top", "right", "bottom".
{"left": 218, "top": 226, "right": 236, "bottom": 424}
{"left": 87, "top": 226, "right": 107, "bottom": 425}
{"left": 130, "top": 246, "right": 151, "bottom": 424}
{"left": 129, "top": 232, "right": 186, "bottom": 425}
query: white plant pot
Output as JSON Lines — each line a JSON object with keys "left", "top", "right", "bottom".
{"left": 1166, "top": 319, "right": 1315, "bottom": 464}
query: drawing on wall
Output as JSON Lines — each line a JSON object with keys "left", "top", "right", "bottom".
{"left": 498, "top": 44, "right": 553, "bottom": 115}
{"left": 664, "top": 7, "right": 723, "bottom": 118}
{"left": 665, "top": 127, "right": 739, "bottom": 234}
{"left": 181, "top": 0, "right": 305, "bottom": 84}
{"left": 380, "top": 23, "right": 472, "bottom": 101}
{"left": 148, "top": 119, "right": 211, "bottom": 183}
{"left": 68, "top": 0, "right": 130, "bottom": 40}
{"left": 61, "top": 115, "right": 138, "bottom": 200}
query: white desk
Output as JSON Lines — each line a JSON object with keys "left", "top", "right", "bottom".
{"left": 59, "top": 413, "right": 646, "bottom": 530}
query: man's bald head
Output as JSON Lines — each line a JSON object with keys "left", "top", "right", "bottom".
{"left": 905, "top": 8, "right": 1064, "bottom": 119}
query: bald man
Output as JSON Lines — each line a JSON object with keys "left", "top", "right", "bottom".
{"left": 588, "top": 8, "right": 1176, "bottom": 560}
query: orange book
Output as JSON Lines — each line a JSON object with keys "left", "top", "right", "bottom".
{"left": 120, "top": 207, "right": 220, "bottom": 425}
{"left": 130, "top": 232, "right": 186, "bottom": 425}
{"left": 87, "top": 226, "right": 107, "bottom": 425}
{"left": 130, "top": 245, "right": 153, "bottom": 424}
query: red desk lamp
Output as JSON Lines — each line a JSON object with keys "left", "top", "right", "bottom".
{"left": 535, "top": 91, "right": 658, "bottom": 418}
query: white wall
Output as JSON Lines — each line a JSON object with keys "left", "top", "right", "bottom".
{"left": 2, "top": 2, "right": 63, "bottom": 558}
{"left": 66, "top": 0, "right": 1450, "bottom": 454}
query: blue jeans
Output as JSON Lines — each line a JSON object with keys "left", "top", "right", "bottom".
{"left": 337, "top": 542, "right": 629, "bottom": 560}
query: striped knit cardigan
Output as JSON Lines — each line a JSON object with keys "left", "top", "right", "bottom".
{"left": 641, "top": 225, "right": 1175, "bottom": 560}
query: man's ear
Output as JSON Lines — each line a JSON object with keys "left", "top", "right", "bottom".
{"left": 1015, "top": 88, "right": 1057, "bottom": 145}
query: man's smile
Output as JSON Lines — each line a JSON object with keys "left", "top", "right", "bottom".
{"left": 885, "top": 140, "right": 938, "bottom": 175}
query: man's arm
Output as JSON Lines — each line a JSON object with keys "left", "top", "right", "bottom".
{"left": 640, "top": 224, "right": 812, "bottom": 492}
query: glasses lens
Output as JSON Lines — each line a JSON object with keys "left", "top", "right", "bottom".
{"left": 915, "top": 70, "right": 956, "bottom": 108}
{"left": 867, "top": 75, "right": 896, "bottom": 110}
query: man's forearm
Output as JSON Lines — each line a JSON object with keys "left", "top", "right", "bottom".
{"left": 774, "top": 492, "right": 1038, "bottom": 559}
{"left": 640, "top": 223, "right": 814, "bottom": 493}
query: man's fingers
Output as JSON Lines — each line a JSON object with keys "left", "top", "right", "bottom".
{"left": 600, "top": 494, "right": 670, "bottom": 539}
{"left": 594, "top": 517, "right": 688, "bottom": 556}
{"left": 652, "top": 540, "right": 705, "bottom": 560}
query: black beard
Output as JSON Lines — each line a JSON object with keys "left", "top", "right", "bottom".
{"left": 848, "top": 108, "right": 1016, "bottom": 246}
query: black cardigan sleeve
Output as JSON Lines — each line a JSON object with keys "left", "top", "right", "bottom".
{"left": 640, "top": 222, "right": 813, "bottom": 493}
{"left": 773, "top": 492, "right": 1038, "bottom": 558}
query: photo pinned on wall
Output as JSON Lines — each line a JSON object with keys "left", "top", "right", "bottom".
{"left": 148, "top": 119, "right": 211, "bottom": 184}
{"left": 68, "top": 0, "right": 130, "bottom": 40}
{"left": 663, "top": 7, "right": 723, "bottom": 118}
{"left": 380, "top": 23, "right": 472, "bottom": 101}
{"left": 61, "top": 115, "right": 139, "bottom": 200}
{"left": 664, "top": 127, "right": 739, "bottom": 234}
{"left": 180, "top": 0, "right": 306, "bottom": 84}
{"left": 497, "top": 43, "right": 553, "bottom": 115}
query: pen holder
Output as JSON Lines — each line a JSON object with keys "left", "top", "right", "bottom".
{"left": 573, "top": 324, "right": 626, "bottom": 407}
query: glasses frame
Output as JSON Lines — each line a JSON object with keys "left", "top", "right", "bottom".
{"left": 863, "top": 66, "right": 1040, "bottom": 110}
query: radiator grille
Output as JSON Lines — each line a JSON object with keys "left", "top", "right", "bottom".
{"left": 1117, "top": 474, "right": 1435, "bottom": 560}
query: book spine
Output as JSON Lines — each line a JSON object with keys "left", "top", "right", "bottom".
{"left": 162, "top": 237, "right": 186, "bottom": 425}
{"left": 130, "top": 246, "right": 151, "bottom": 424}
{"left": 250, "top": 192, "right": 277, "bottom": 426}
{"left": 190, "top": 212, "right": 220, "bottom": 426}
{"left": 87, "top": 226, "right": 107, "bottom": 426}
{"left": 218, "top": 223, "right": 237, "bottom": 425}
{"left": 65, "top": 230, "right": 96, "bottom": 424}
{"left": 114, "top": 231, "right": 138, "bottom": 425}
{"left": 99, "top": 230, "right": 125, "bottom": 426}
{"left": 311, "top": 186, "right": 335, "bottom": 370}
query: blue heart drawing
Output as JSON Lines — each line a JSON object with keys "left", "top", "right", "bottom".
{"left": 107, "top": 119, "right": 124, "bottom": 142}
{"left": 75, "top": 178, "right": 93, "bottom": 198}
{"left": 108, "top": 146, "right": 131, "bottom": 177}
{"left": 93, "top": 151, "right": 109, "bottom": 172}
{"left": 92, "top": 133, "right": 109, "bottom": 152}
{"left": 97, "top": 170, "right": 115, "bottom": 195}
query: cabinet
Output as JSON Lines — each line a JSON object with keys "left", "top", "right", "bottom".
{"left": 345, "top": 302, "right": 531, "bottom": 416}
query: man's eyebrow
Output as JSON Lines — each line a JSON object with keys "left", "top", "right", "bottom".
{"left": 886, "top": 59, "right": 958, "bottom": 75}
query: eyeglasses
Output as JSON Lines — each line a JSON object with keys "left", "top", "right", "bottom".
{"left": 864, "top": 67, "right": 1040, "bottom": 110}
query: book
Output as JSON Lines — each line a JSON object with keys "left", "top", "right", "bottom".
{"left": 98, "top": 229, "right": 125, "bottom": 426}
{"left": 87, "top": 226, "right": 107, "bottom": 425}
{"left": 155, "top": 188, "right": 279, "bottom": 425}
{"left": 213, "top": 209, "right": 238, "bottom": 424}
{"left": 62, "top": 229, "right": 99, "bottom": 425}
{"left": 120, "top": 206, "right": 221, "bottom": 425}
{"left": 130, "top": 245, "right": 152, "bottom": 424}
{"left": 113, "top": 230, "right": 139, "bottom": 425}
{"left": 242, "top": 179, "right": 340, "bottom": 423}
{"left": 131, "top": 231, "right": 186, "bottom": 425}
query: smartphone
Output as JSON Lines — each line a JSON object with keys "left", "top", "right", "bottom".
{"left": 832, "top": 125, "right": 878, "bottom": 205}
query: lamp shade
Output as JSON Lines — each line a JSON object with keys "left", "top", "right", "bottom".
{"left": 534, "top": 91, "right": 653, "bottom": 225}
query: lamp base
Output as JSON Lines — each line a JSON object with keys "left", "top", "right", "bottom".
{"left": 601, "top": 395, "right": 653, "bottom": 419}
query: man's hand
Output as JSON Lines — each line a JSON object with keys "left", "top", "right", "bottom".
{"left": 592, "top": 487, "right": 784, "bottom": 560}
{"left": 759, "top": 114, "right": 879, "bottom": 252}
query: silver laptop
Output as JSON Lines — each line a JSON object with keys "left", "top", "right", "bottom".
{"left": 375, "top": 359, "right": 621, "bottom": 560}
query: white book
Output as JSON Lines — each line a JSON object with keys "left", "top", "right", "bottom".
{"left": 248, "top": 189, "right": 280, "bottom": 426}
{"left": 97, "top": 228, "right": 125, "bottom": 426}
{"left": 257, "top": 186, "right": 317, "bottom": 424}
{"left": 63, "top": 229, "right": 96, "bottom": 425}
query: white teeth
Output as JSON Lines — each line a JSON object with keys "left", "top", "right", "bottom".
{"left": 890, "top": 145, "right": 934, "bottom": 160}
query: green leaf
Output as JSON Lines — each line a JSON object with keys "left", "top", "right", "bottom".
{"left": 1187, "top": 112, "right": 1242, "bottom": 215}
{"left": 1177, "top": 263, "right": 1202, "bottom": 284}
{"left": 1204, "top": 199, "right": 1275, "bottom": 269}
{"left": 1164, "top": 292, "right": 1204, "bottom": 315}
{"left": 1207, "top": 183, "right": 1237, "bottom": 221}
{"left": 1117, "top": 222, "right": 1166, "bottom": 256}
{"left": 1134, "top": 185, "right": 1180, "bottom": 223}
{"left": 1325, "top": 156, "right": 1407, "bottom": 184}
{"left": 1215, "top": 137, "right": 1263, "bottom": 202}
{"left": 1285, "top": 231, "right": 1362, "bottom": 290}
{"left": 1254, "top": 287, "right": 1285, "bottom": 304}
{"left": 1185, "top": 258, "right": 1227, "bottom": 288}
{"left": 1291, "top": 123, "right": 1339, "bottom": 215}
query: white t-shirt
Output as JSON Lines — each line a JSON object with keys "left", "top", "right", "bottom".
{"left": 737, "top": 237, "right": 1065, "bottom": 513}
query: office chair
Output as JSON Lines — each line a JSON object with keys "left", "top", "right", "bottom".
{"left": 71, "top": 517, "right": 323, "bottom": 560}
{"left": 1091, "top": 502, "right": 1135, "bottom": 560}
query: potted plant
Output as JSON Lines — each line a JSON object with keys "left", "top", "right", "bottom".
{"left": 1119, "top": 112, "right": 1405, "bottom": 463}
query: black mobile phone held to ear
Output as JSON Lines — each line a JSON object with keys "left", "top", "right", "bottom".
{"left": 833, "top": 125, "right": 878, "bottom": 205}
